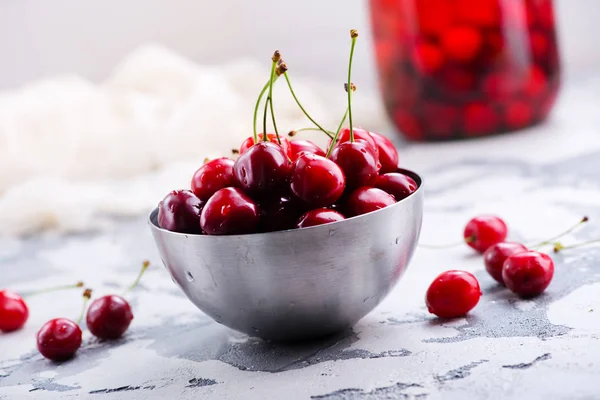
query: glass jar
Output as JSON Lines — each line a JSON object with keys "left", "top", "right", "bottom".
{"left": 369, "top": 0, "right": 561, "bottom": 141}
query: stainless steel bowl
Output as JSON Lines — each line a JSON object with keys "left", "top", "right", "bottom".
{"left": 149, "top": 169, "right": 424, "bottom": 341}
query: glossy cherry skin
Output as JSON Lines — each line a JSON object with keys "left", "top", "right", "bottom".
{"left": 157, "top": 190, "right": 203, "bottom": 234}
{"left": 502, "top": 251, "right": 554, "bottom": 298}
{"left": 345, "top": 187, "right": 396, "bottom": 217}
{"left": 290, "top": 153, "right": 345, "bottom": 208}
{"left": 426, "top": 270, "right": 481, "bottom": 318}
{"left": 0, "top": 290, "right": 29, "bottom": 332}
{"left": 200, "top": 187, "right": 260, "bottom": 235}
{"left": 463, "top": 215, "right": 508, "bottom": 253}
{"left": 36, "top": 318, "right": 82, "bottom": 361}
{"left": 260, "top": 196, "right": 304, "bottom": 232}
{"left": 483, "top": 242, "right": 528, "bottom": 284}
{"left": 289, "top": 140, "right": 326, "bottom": 162}
{"left": 191, "top": 158, "right": 235, "bottom": 201}
{"left": 86, "top": 295, "right": 133, "bottom": 340}
{"left": 329, "top": 141, "right": 381, "bottom": 189}
{"left": 233, "top": 141, "right": 291, "bottom": 197}
{"left": 240, "top": 134, "right": 292, "bottom": 158}
{"left": 375, "top": 173, "right": 418, "bottom": 201}
{"left": 369, "top": 132, "right": 399, "bottom": 174}
{"left": 331, "top": 128, "right": 379, "bottom": 159}
{"left": 296, "top": 208, "right": 345, "bottom": 228}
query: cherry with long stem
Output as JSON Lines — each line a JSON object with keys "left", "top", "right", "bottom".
{"left": 346, "top": 29, "right": 358, "bottom": 142}
{"left": 21, "top": 281, "right": 84, "bottom": 299}
{"left": 282, "top": 72, "right": 332, "bottom": 139}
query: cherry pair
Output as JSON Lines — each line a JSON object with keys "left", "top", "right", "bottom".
{"left": 36, "top": 261, "right": 149, "bottom": 361}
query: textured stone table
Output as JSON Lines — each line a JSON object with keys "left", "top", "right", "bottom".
{"left": 2, "top": 75, "right": 600, "bottom": 399}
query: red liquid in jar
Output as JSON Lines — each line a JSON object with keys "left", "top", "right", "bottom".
{"left": 369, "top": 0, "right": 561, "bottom": 141}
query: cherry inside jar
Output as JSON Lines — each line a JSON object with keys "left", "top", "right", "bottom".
{"left": 369, "top": 0, "right": 561, "bottom": 141}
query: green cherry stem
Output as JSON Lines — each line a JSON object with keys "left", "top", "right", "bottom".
{"left": 283, "top": 72, "right": 332, "bottom": 139}
{"left": 76, "top": 288, "right": 92, "bottom": 325}
{"left": 123, "top": 260, "right": 150, "bottom": 295}
{"left": 21, "top": 281, "right": 84, "bottom": 300}
{"left": 265, "top": 51, "right": 281, "bottom": 143}
{"left": 253, "top": 81, "right": 271, "bottom": 143}
{"left": 529, "top": 216, "right": 589, "bottom": 249}
{"left": 554, "top": 238, "right": 600, "bottom": 253}
{"left": 347, "top": 29, "right": 358, "bottom": 142}
{"left": 326, "top": 104, "right": 351, "bottom": 158}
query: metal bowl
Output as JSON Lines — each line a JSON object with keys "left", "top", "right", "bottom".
{"left": 149, "top": 169, "right": 424, "bottom": 341}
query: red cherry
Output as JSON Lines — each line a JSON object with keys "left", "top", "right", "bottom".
{"left": 524, "top": 66, "right": 547, "bottom": 98}
{"left": 415, "top": 0, "right": 454, "bottom": 36}
{"left": 455, "top": 0, "right": 500, "bottom": 28}
{"left": 426, "top": 270, "right": 481, "bottom": 318}
{"left": 86, "top": 295, "right": 133, "bottom": 340}
{"left": 0, "top": 290, "right": 29, "bottom": 332}
{"left": 412, "top": 42, "right": 444, "bottom": 75}
{"left": 329, "top": 141, "right": 380, "bottom": 190}
{"left": 36, "top": 318, "right": 82, "bottom": 361}
{"left": 439, "top": 68, "right": 477, "bottom": 97}
{"left": 233, "top": 141, "right": 291, "bottom": 197}
{"left": 483, "top": 242, "right": 528, "bottom": 284}
{"left": 289, "top": 140, "right": 326, "bottom": 162}
{"left": 191, "top": 158, "right": 235, "bottom": 201}
{"left": 296, "top": 208, "right": 345, "bottom": 228}
{"left": 290, "top": 153, "right": 345, "bottom": 208}
{"left": 200, "top": 187, "right": 260, "bottom": 235}
{"left": 157, "top": 190, "right": 203, "bottom": 234}
{"left": 502, "top": 251, "right": 554, "bottom": 297}
{"left": 393, "top": 111, "right": 423, "bottom": 141}
{"left": 345, "top": 187, "right": 396, "bottom": 217}
{"left": 463, "top": 103, "right": 499, "bottom": 137}
{"left": 441, "top": 26, "right": 483, "bottom": 63}
{"left": 330, "top": 128, "right": 379, "bottom": 159}
{"left": 464, "top": 215, "right": 508, "bottom": 253}
{"left": 504, "top": 100, "right": 533, "bottom": 130}
{"left": 259, "top": 196, "right": 304, "bottom": 232}
{"left": 422, "top": 102, "right": 460, "bottom": 139}
{"left": 239, "top": 134, "right": 291, "bottom": 158}
{"left": 375, "top": 173, "right": 418, "bottom": 201}
{"left": 530, "top": 31, "right": 550, "bottom": 63}
{"left": 369, "top": 132, "right": 399, "bottom": 174}
{"left": 482, "top": 72, "right": 519, "bottom": 101}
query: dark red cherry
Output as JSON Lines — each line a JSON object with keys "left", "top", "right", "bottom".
{"left": 36, "top": 318, "right": 82, "bottom": 361}
{"left": 191, "top": 158, "right": 235, "bottom": 201}
{"left": 369, "top": 132, "right": 399, "bottom": 174}
{"left": 345, "top": 187, "right": 396, "bottom": 217}
{"left": 0, "top": 290, "right": 29, "bottom": 332}
{"left": 290, "top": 153, "right": 345, "bottom": 208}
{"left": 375, "top": 173, "right": 418, "bottom": 201}
{"left": 330, "top": 128, "right": 379, "bottom": 159}
{"left": 483, "top": 242, "right": 528, "bottom": 284}
{"left": 329, "top": 141, "right": 380, "bottom": 189}
{"left": 233, "top": 141, "right": 291, "bottom": 197}
{"left": 289, "top": 140, "right": 326, "bottom": 162}
{"left": 240, "top": 134, "right": 292, "bottom": 158}
{"left": 86, "top": 295, "right": 133, "bottom": 340}
{"left": 296, "top": 208, "right": 345, "bottom": 228}
{"left": 157, "top": 190, "right": 203, "bottom": 234}
{"left": 260, "top": 196, "right": 304, "bottom": 232}
{"left": 200, "top": 187, "right": 260, "bottom": 235}
{"left": 502, "top": 251, "right": 554, "bottom": 298}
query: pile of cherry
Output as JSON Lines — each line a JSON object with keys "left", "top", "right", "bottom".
{"left": 157, "top": 128, "right": 416, "bottom": 235}
{"left": 425, "top": 215, "right": 591, "bottom": 319}
{"left": 157, "top": 30, "right": 418, "bottom": 236}
{"left": 0, "top": 261, "right": 149, "bottom": 361}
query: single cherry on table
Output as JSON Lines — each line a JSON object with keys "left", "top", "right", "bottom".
{"left": 483, "top": 242, "right": 528, "bottom": 284}
{"left": 0, "top": 290, "right": 29, "bottom": 332}
{"left": 36, "top": 318, "right": 83, "bottom": 362}
{"left": 502, "top": 250, "right": 554, "bottom": 297}
{"left": 426, "top": 270, "right": 482, "bottom": 318}
{"left": 464, "top": 215, "right": 508, "bottom": 253}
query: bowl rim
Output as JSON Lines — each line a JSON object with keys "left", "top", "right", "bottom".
{"left": 149, "top": 167, "right": 423, "bottom": 238}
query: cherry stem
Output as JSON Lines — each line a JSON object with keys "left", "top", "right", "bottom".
{"left": 288, "top": 127, "right": 336, "bottom": 137}
{"left": 347, "top": 30, "right": 358, "bottom": 142}
{"left": 123, "top": 260, "right": 150, "bottom": 295}
{"left": 529, "top": 216, "right": 589, "bottom": 249}
{"left": 262, "top": 97, "right": 271, "bottom": 142}
{"left": 266, "top": 52, "right": 281, "bottom": 144}
{"left": 326, "top": 107, "right": 350, "bottom": 157}
{"left": 22, "top": 281, "right": 84, "bottom": 300}
{"left": 419, "top": 236, "right": 475, "bottom": 249}
{"left": 253, "top": 81, "right": 270, "bottom": 143}
{"left": 76, "top": 288, "right": 93, "bottom": 325}
{"left": 553, "top": 238, "right": 600, "bottom": 253}
{"left": 283, "top": 72, "right": 332, "bottom": 138}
